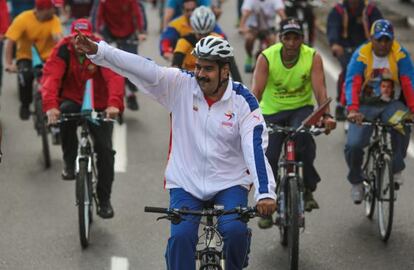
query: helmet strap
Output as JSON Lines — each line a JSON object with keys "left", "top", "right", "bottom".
{"left": 213, "top": 64, "right": 229, "bottom": 95}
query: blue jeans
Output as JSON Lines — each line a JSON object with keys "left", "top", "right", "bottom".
{"left": 344, "top": 101, "right": 411, "bottom": 184}
{"left": 264, "top": 106, "right": 321, "bottom": 192}
{"left": 165, "top": 186, "right": 251, "bottom": 270}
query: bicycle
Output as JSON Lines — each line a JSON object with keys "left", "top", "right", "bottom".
{"left": 266, "top": 99, "right": 331, "bottom": 270}
{"left": 144, "top": 205, "right": 257, "bottom": 270}
{"left": 267, "top": 123, "right": 324, "bottom": 270}
{"left": 361, "top": 119, "right": 412, "bottom": 242}
{"left": 59, "top": 110, "right": 114, "bottom": 248}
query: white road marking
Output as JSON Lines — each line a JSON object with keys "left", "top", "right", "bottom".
{"left": 408, "top": 140, "right": 414, "bottom": 158}
{"left": 113, "top": 122, "right": 127, "bottom": 172}
{"left": 111, "top": 256, "right": 129, "bottom": 270}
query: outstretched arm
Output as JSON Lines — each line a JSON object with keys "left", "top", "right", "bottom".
{"left": 74, "top": 30, "right": 187, "bottom": 112}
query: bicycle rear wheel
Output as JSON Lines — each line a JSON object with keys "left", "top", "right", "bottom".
{"left": 76, "top": 159, "right": 93, "bottom": 248}
{"left": 287, "top": 177, "right": 299, "bottom": 270}
{"left": 363, "top": 150, "right": 376, "bottom": 219}
{"left": 377, "top": 154, "right": 394, "bottom": 242}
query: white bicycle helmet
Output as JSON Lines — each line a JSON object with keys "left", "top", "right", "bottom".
{"left": 192, "top": 35, "right": 234, "bottom": 63}
{"left": 190, "top": 6, "right": 216, "bottom": 35}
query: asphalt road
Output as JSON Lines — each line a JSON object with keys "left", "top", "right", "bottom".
{"left": 1, "top": 1, "right": 414, "bottom": 269}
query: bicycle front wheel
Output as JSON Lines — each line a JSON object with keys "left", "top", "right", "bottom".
{"left": 76, "top": 159, "right": 93, "bottom": 248}
{"left": 363, "top": 150, "right": 376, "bottom": 219}
{"left": 35, "top": 94, "right": 51, "bottom": 169}
{"left": 287, "top": 177, "right": 299, "bottom": 270}
{"left": 377, "top": 154, "right": 394, "bottom": 242}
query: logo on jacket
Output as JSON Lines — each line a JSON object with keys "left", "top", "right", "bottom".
{"left": 224, "top": 111, "right": 235, "bottom": 120}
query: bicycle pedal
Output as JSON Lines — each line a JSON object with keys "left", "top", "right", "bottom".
{"left": 394, "top": 183, "right": 400, "bottom": 191}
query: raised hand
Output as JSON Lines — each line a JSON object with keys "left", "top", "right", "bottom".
{"left": 74, "top": 29, "right": 98, "bottom": 55}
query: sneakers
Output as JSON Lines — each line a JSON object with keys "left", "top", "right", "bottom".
{"left": 304, "top": 190, "right": 319, "bottom": 212}
{"left": 98, "top": 200, "right": 114, "bottom": 219}
{"left": 394, "top": 172, "right": 404, "bottom": 190}
{"left": 19, "top": 105, "right": 31, "bottom": 120}
{"left": 351, "top": 183, "right": 364, "bottom": 204}
{"left": 244, "top": 56, "right": 253, "bottom": 73}
{"left": 257, "top": 216, "right": 273, "bottom": 229}
{"left": 61, "top": 167, "right": 75, "bottom": 180}
{"left": 126, "top": 95, "right": 139, "bottom": 111}
{"left": 335, "top": 105, "right": 347, "bottom": 121}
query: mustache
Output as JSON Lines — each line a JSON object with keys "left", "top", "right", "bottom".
{"left": 196, "top": 77, "right": 210, "bottom": 83}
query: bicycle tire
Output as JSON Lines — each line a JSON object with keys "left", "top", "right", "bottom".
{"left": 363, "top": 150, "right": 376, "bottom": 219}
{"left": 76, "top": 159, "right": 92, "bottom": 248}
{"left": 35, "top": 96, "right": 51, "bottom": 169}
{"left": 377, "top": 153, "right": 394, "bottom": 242}
{"left": 278, "top": 176, "right": 288, "bottom": 247}
{"left": 287, "top": 177, "right": 299, "bottom": 270}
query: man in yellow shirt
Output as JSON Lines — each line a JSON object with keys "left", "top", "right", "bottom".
{"left": 5, "top": 0, "right": 62, "bottom": 120}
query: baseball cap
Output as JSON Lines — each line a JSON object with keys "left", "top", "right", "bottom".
{"left": 35, "top": 0, "right": 54, "bottom": 10}
{"left": 280, "top": 18, "right": 303, "bottom": 36}
{"left": 370, "top": 19, "right": 394, "bottom": 40}
{"left": 71, "top": 18, "right": 93, "bottom": 36}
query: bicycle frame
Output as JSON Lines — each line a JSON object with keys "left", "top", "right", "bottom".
{"left": 276, "top": 131, "right": 305, "bottom": 228}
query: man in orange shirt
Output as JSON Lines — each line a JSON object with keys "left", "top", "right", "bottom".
{"left": 5, "top": 0, "right": 62, "bottom": 120}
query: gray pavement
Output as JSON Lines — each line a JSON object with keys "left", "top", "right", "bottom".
{"left": 1, "top": 1, "right": 414, "bottom": 269}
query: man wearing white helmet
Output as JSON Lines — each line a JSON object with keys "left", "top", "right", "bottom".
{"left": 74, "top": 32, "right": 276, "bottom": 269}
{"left": 172, "top": 6, "right": 242, "bottom": 82}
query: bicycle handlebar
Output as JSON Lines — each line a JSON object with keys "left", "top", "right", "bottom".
{"left": 58, "top": 111, "right": 117, "bottom": 123}
{"left": 360, "top": 119, "right": 414, "bottom": 127}
{"left": 144, "top": 206, "right": 258, "bottom": 224}
{"left": 266, "top": 123, "right": 325, "bottom": 136}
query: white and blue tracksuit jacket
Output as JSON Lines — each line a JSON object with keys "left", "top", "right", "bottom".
{"left": 88, "top": 41, "right": 276, "bottom": 202}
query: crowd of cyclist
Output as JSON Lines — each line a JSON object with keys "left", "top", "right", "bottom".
{"left": 1, "top": 0, "right": 414, "bottom": 269}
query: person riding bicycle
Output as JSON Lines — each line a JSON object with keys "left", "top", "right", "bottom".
{"left": 252, "top": 17, "right": 336, "bottom": 228}
{"left": 344, "top": 19, "right": 414, "bottom": 204}
{"left": 41, "top": 19, "right": 124, "bottom": 219}
{"left": 162, "top": 0, "right": 211, "bottom": 30}
{"left": 95, "top": 0, "right": 146, "bottom": 111}
{"left": 74, "top": 32, "right": 277, "bottom": 269}
{"left": 327, "top": 0, "right": 382, "bottom": 121}
{"left": 160, "top": 0, "right": 225, "bottom": 61}
{"left": 239, "top": 0, "right": 286, "bottom": 73}
{"left": 172, "top": 5, "right": 242, "bottom": 82}
{"left": 4, "top": 0, "right": 63, "bottom": 120}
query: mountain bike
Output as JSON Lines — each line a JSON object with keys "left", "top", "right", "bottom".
{"left": 362, "top": 119, "right": 412, "bottom": 242}
{"left": 59, "top": 111, "right": 113, "bottom": 248}
{"left": 267, "top": 123, "right": 324, "bottom": 270}
{"left": 266, "top": 99, "right": 331, "bottom": 270}
{"left": 145, "top": 205, "right": 257, "bottom": 270}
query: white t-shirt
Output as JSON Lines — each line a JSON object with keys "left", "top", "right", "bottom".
{"left": 242, "top": 0, "right": 284, "bottom": 29}
{"left": 371, "top": 53, "right": 401, "bottom": 99}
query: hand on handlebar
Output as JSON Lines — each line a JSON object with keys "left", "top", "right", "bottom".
{"left": 5, "top": 63, "right": 17, "bottom": 73}
{"left": 322, "top": 116, "right": 336, "bottom": 134}
{"left": 347, "top": 110, "right": 364, "bottom": 125}
{"left": 105, "top": 106, "right": 120, "bottom": 119}
{"left": 46, "top": 108, "right": 61, "bottom": 125}
{"left": 256, "top": 198, "right": 277, "bottom": 217}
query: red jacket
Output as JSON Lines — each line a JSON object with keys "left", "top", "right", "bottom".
{"left": 96, "top": 0, "right": 144, "bottom": 38}
{"left": 41, "top": 36, "right": 125, "bottom": 112}
{"left": 0, "top": 0, "right": 10, "bottom": 35}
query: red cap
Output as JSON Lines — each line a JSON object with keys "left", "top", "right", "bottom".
{"left": 71, "top": 18, "right": 93, "bottom": 36}
{"left": 35, "top": 0, "right": 54, "bottom": 10}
